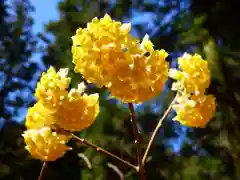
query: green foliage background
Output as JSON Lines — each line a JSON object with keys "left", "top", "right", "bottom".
{"left": 1, "top": 0, "right": 240, "bottom": 179}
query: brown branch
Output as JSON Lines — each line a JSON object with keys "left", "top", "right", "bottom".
{"left": 71, "top": 134, "right": 137, "bottom": 170}
{"left": 128, "top": 103, "right": 145, "bottom": 180}
{"left": 38, "top": 161, "right": 48, "bottom": 180}
{"left": 142, "top": 95, "right": 178, "bottom": 164}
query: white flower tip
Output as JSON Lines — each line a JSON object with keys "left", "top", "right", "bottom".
{"left": 129, "top": 64, "right": 134, "bottom": 69}
{"left": 169, "top": 69, "right": 178, "bottom": 77}
{"left": 90, "top": 93, "right": 99, "bottom": 99}
{"left": 182, "top": 53, "right": 192, "bottom": 61}
{"left": 143, "top": 34, "right": 150, "bottom": 41}
{"left": 77, "top": 82, "right": 86, "bottom": 94}
{"left": 58, "top": 68, "right": 69, "bottom": 78}
{"left": 120, "top": 23, "right": 131, "bottom": 33}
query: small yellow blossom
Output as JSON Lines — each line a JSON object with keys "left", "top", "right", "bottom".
{"left": 169, "top": 53, "right": 210, "bottom": 95}
{"left": 72, "top": 14, "right": 169, "bottom": 103}
{"left": 35, "top": 67, "right": 71, "bottom": 111}
{"left": 54, "top": 83, "right": 100, "bottom": 132}
{"left": 25, "top": 102, "right": 55, "bottom": 129}
{"left": 141, "top": 34, "right": 154, "bottom": 54}
{"left": 23, "top": 127, "right": 71, "bottom": 161}
{"left": 173, "top": 94, "right": 216, "bottom": 128}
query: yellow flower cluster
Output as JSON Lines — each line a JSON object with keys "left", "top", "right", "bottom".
{"left": 25, "top": 102, "right": 54, "bottom": 129}
{"left": 22, "top": 127, "right": 71, "bottom": 161}
{"left": 169, "top": 53, "right": 210, "bottom": 95}
{"left": 23, "top": 67, "right": 99, "bottom": 161}
{"left": 72, "top": 14, "right": 169, "bottom": 103}
{"left": 54, "top": 84, "right": 99, "bottom": 132}
{"left": 22, "top": 14, "right": 217, "bottom": 165}
{"left": 173, "top": 95, "right": 216, "bottom": 128}
{"left": 170, "top": 53, "right": 216, "bottom": 127}
{"left": 35, "top": 67, "right": 70, "bottom": 111}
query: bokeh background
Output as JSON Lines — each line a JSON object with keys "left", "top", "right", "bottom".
{"left": 1, "top": 0, "right": 240, "bottom": 179}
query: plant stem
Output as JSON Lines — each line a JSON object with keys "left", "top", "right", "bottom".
{"left": 71, "top": 134, "right": 137, "bottom": 170}
{"left": 38, "top": 161, "right": 48, "bottom": 180}
{"left": 142, "top": 95, "right": 177, "bottom": 165}
{"left": 128, "top": 103, "right": 145, "bottom": 180}
{"left": 107, "top": 162, "right": 124, "bottom": 180}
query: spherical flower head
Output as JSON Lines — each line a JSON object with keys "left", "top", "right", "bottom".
{"left": 35, "top": 67, "right": 71, "bottom": 111}
{"left": 71, "top": 14, "right": 140, "bottom": 87}
{"left": 169, "top": 53, "right": 210, "bottom": 95}
{"left": 173, "top": 94, "right": 216, "bottom": 128}
{"left": 54, "top": 83, "right": 100, "bottom": 132}
{"left": 72, "top": 14, "right": 169, "bottom": 103}
{"left": 108, "top": 49, "right": 169, "bottom": 103}
{"left": 22, "top": 127, "right": 71, "bottom": 161}
{"left": 25, "top": 102, "right": 55, "bottom": 129}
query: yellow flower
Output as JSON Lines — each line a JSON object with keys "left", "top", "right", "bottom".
{"left": 22, "top": 127, "right": 71, "bottom": 161}
{"left": 72, "top": 14, "right": 140, "bottom": 87}
{"left": 25, "top": 102, "right": 55, "bottom": 129}
{"left": 72, "top": 14, "right": 169, "bottom": 103}
{"left": 35, "top": 67, "right": 71, "bottom": 111}
{"left": 54, "top": 83, "right": 99, "bottom": 132}
{"left": 169, "top": 53, "right": 210, "bottom": 95}
{"left": 108, "top": 49, "right": 169, "bottom": 103}
{"left": 173, "top": 94, "right": 216, "bottom": 128}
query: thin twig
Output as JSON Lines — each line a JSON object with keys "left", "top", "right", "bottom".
{"left": 38, "top": 161, "right": 48, "bottom": 180}
{"left": 71, "top": 134, "right": 137, "bottom": 170}
{"left": 128, "top": 103, "right": 145, "bottom": 180}
{"left": 78, "top": 153, "right": 92, "bottom": 169}
{"left": 142, "top": 95, "right": 178, "bottom": 165}
{"left": 107, "top": 162, "right": 124, "bottom": 180}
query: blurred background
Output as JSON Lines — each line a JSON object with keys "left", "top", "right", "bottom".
{"left": 1, "top": 0, "right": 240, "bottom": 179}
